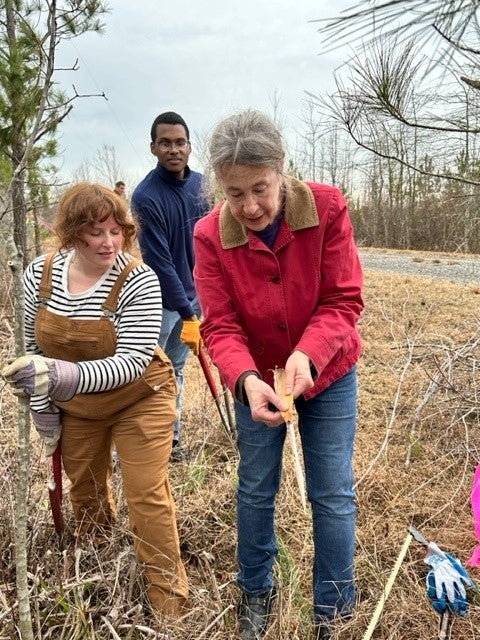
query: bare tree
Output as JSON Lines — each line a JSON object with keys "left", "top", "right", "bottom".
{"left": 91, "top": 143, "right": 124, "bottom": 187}
{"left": 268, "top": 89, "right": 286, "bottom": 131}
{"left": 192, "top": 129, "right": 210, "bottom": 175}
{"left": 293, "top": 100, "right": 324, "bottom": 181}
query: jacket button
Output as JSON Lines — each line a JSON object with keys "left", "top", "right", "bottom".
{"left": 271, "top": 275, "right": 281, "bottom": 284}
{"left": 278, "top": 324, "right": 287, "bottom": 331}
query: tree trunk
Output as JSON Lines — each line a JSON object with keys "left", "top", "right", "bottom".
{"left": 6, "top": 232, "right": 34, "bottom": 640}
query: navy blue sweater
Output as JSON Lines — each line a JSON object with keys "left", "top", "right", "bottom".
{"left": 131, "top": 164, "right": 208, "bottom": 318}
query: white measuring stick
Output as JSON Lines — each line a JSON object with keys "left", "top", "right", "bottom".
{"left": 362, "top": 532, "right": 413, "bottom": 640}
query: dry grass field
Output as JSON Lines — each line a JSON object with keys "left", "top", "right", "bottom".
{"left": 1, "top": 265, "right": 479, "bottom": 639}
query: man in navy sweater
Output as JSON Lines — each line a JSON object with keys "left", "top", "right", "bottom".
{"left": 131, "top": 112, "right": 209, "bottom": 462}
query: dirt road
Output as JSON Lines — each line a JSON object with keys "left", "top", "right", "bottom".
{"left": 359, "top": 248, "right": 479, "bottom": 286}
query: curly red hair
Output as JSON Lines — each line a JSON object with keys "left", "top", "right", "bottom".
{"left": 54, "top": 183, "right": 137, "bottom": 252}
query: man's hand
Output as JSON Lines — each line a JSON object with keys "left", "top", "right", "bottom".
{"left": 2, "top": 355, "right": 79, "bottom": 401}
{"left": 180, "top": 317, "right": 202, "bottom": 355}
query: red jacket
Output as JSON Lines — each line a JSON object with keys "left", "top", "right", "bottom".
{"left": 193, "top": 177, "right": 364, "bottom": 400}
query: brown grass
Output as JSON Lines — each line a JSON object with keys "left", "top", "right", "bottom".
{"left": 1, "top": 269, "right": 479, "bottom": 639}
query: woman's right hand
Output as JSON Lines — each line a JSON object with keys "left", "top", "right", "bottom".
{"left": 243, "top": 374, "right": 289, "bottom": 427}
{"left": 2, "top": 355, "right": 79, "bottom": 401}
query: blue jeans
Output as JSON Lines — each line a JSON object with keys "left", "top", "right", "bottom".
{"left": 159, "top": 298, "right": 201, "bottom": 444}
{"left": 235, "top": 366, "right": 357, "bottom": 622}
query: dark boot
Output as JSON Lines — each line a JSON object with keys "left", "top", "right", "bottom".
{"left": 314, "top": 623, "right": 331, "bottom": 640}
{"left": 169, "top": 442, "right": 190, "bottom": 463}
{"left": 237, "top": 588, "right": 276, "bottom": 639}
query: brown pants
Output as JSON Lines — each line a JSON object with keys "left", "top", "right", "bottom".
{"left": 60, "top": 385, "right": 188, "bottom": 616}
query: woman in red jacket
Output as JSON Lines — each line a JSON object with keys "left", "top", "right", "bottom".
{"left": 193, "top": 110, "right": 364, "bottom": 640}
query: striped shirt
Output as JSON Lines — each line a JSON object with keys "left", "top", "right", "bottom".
{"left": 24, "top": 250, "right": 163, "bottom": 403}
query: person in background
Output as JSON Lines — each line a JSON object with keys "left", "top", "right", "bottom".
{"left": 114, "top": 180, "right": 126, "bottom": 198}
{"left": 131, "top": 111, "right": 209, "bottom": 463}
{"left": 2, "top": 183, "right": 188, "bottom": 621}
{"left": 193, "top": 110, "right": 364, "bottom": 640}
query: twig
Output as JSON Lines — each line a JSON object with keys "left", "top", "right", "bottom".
{"left": 405, "top": 334, "right": 480, "bottom": 468}
{"left": 355, "top": 341, "right": 415, "bottom": 488}
{"left": 100, "top": 616, "right": 122, "bottom": 639}
{"left": 118, "top": 624, "right": 157, "bottom": 636}
{"left": 196, "top": 603, "right": 235, "bottom": 640}
{"left": 124, "top": 605, "right": 143, "bottom": 640}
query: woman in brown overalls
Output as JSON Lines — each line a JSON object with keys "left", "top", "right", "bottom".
{"left": 3, "top": 183, "right": 188, "bottom": 618}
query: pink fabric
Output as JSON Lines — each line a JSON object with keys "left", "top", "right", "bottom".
{"left": 467, "top": 463, "right": 480, "bottom": 568}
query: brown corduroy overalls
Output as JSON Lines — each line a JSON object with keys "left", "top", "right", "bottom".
{"left": 34, "top": 254, "right": 188, "bottom": 615}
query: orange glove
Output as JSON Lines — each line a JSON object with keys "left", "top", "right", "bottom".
{"left": 180, "top": 317, "right": 202, "bottom": 355}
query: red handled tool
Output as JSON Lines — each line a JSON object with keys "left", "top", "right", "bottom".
{"left": 197, "top": 347, "right": 234, "bottom": 437}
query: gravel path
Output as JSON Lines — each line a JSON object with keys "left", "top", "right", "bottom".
{"left": 359, "top": 249, "right": 479, "bottom": 286}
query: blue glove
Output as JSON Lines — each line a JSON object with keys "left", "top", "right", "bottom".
{"left": 424, "top": 542, "right": 476, "bottom": 616}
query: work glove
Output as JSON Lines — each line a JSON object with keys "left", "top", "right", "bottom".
{"left": 2, "top": 355, "right": 79, "bottom": 402}
{"left": 424, "top": 541, "right": 476, "bottom": 616}
{"left": 180, "top": 317, "right": 202, "bottom": 355}
{"left": 30, "top": 403, "right": 62, "bottom": 457}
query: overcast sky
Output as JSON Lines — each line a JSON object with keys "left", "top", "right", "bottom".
{"left": 55, "top": 0, "right": 353, "bottom": 188}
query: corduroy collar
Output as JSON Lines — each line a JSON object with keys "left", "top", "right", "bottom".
{"left": 219, "top": 176, "right": 318, "bottom": 249}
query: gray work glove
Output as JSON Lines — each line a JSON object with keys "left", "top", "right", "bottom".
{"left": 30, "top": 403, "right": 62, "bottom": 457}
{"left": 2, "top": 355, "right": 79, "bottom": 401}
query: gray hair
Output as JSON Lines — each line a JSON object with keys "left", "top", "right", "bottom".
{"left": 209, "top": 109, "right": 285, "bottom": 178}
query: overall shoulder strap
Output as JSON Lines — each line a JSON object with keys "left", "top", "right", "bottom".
{"left": 38, "top": 253, "right": 55, "bottom": 301}
{"left": 102, "top": 259, "right": 143, "bottom": 314}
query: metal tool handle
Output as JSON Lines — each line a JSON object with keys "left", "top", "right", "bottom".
{"left": 438, "top": 610, "right": 452, "bottom": 640}
{"left": 409, "top": 525, "right": 429, "bottom": 547}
